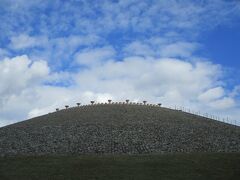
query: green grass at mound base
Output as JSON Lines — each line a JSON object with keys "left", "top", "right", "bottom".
{"left": 0, "top": 153, "right": 239, "bottom": 180}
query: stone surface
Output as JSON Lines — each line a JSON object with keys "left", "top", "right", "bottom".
{"left": 0, "top": 104, "right": 239, "bottom": 156}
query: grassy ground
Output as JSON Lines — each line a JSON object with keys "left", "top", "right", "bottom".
{"left": 0, "top": 153, "right": 239, "bottom": 180}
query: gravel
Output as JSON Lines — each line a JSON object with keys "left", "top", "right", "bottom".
{"left": 0, "top": 104, "right": 239, "bottom": 156}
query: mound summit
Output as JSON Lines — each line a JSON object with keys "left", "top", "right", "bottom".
{"left": 0, "top": 103, "right": 239, "bottom": 156}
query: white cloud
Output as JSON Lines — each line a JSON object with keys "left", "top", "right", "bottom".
{"left": 0, "top": 55, "right": 49, "bottom": 96}
{"left": 0, "top": 54, "right": 239, "bottom": 127}
{"left": 1, "top": 0, "right": 240, "bottom": 41}
{"left": 0, "top": 55, "right": 50, "bottom": 124}
{"left": 0, "top": 55, "right": 49, "bottom": 124}
{"left": 198, "top": 87, "right": 236, "bottom": 110}
{"left": 74, "top": 57, "right": 222, "bottom": 105}
{"left": 123, "top": 41, "right": 154, "bottom": 56}
{"left": 122, "top": 38, "right": 199, "bottom": 59}
{"left": 75, "top": 46, "right": 115, "bottom": 66}
{"left": 159, "top": 42, "right": 198, "bottom": 58}
{"left": 198, "top": 87, "right": 224, "bottom": 102}
{"left": 209, "top": 97, "right": 235, "bottom": 110}
{"left": 51, "top": 35, "right": 101, "bottom": 51}
{"left": 8, "top": 34, "right": 101, "bottom": 68}
{"left": 10, "top": 34, "right": 48, "bottom": 50}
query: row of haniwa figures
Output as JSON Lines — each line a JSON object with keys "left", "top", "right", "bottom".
{"left": 56, "top": 100, "right": 162, "bottom": 111}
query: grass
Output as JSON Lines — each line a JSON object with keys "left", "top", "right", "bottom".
{"left": 0, "top": 153, "right": 239, "bottom": 180}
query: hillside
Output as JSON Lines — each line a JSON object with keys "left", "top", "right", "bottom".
{"left": 0, "top": 104, "right": 239, "bottom": 156}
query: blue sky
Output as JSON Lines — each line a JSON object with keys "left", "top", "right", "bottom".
{"left": 202, "top": 23, "right": 240, "bottom": 68}
{"left": 0, "top": 0, "right": 240, "bottom": 127}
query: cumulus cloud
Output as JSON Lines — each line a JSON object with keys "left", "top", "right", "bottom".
{"left": 0, "top": 55, "right": 49, "bottom": 96}
{"left": 74, "top": 56, "right": 223, "bottom": 106}
{"left": 0, "top": 54, "right": 239, "bottom": 127}
{"left": 0, "top": 55, "right": 49, "bottom": 124}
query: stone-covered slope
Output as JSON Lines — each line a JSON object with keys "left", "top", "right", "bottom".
{"left": 0, "top": 104, "right": 239, "bottom": 156}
